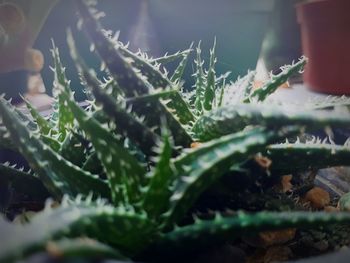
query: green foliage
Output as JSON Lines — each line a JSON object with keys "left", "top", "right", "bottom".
{"left": 59, "top": 130, "right": 87, "bottom": 166}
{"left": 0, "top": 96, "right": 110, "bottom": 200}
{"left": 244, "top": 56, "right": 307, "bottom": 102}
{"left": 0, "top": 163, "right": 49, "bottom": 200}
{"left": 67, "top": 30, "right": 160, "bottom": 157}
{"left": 0, "top": 198, "right": 156, "bottom": 262}
{"left": 193, "top": 43, "right": 206, "bottom": 114}
{"left": 192, "top": 103, "right": 350, "bottom": 141}
{"left": 61, "top": 91, "right": 145, "bottom": 206}
{"left": 151, "top": 49, "right": 192, "bottom": 66}
{"left": 267, "top": 137, "right": 350, "bottom": 173}
{"left": 0, "top": 1, "right": 350, "bottom": 262}
{"left": 51, "top": 41, "right": 75, "bottom": 139}
{"left": 0, "top": 124, "right": 15, "bottom": 150}
{"left": 43, "top": 238, "right": 130, "bottom": 261}
{"left": 142, "top": 127, "right": 175, "bottom": 220}
{"left": 22, "top": 96, "right": 53, "bottom": 136}
{"left": 156, "top": 211, "right": 350, "bottom": 252}
{"left": 163, "top": 127, "right": 297, "bottom": 228}
{"left": 219, "top": 70, "right": 256, "bottom": 105}
{"left": 170, "top": 44, "right": 192, "bottom": 83}
{"left": 203, "top": 39, "right": 217, "bottom": 111}
{"left": 339, "top": 192, "right": 350, "bottom": 211}
{"left": 75, "top": 0, "right": 192, "bottom": 146}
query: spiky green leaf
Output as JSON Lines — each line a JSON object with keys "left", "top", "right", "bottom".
{"left": 163, "top": 127, "right": 295, "bottom": 227}
{"left": 0, "top": 199, "right": 156, "bottom": 262}
{"left": 170, "top": 44, "right": 193, "bottom": 83}
{"left": 142, "top": 128, "right": 175, "bottom": 219}
{"left": 267, "top": 138, "right": 350, "bottom": 173}
{"left": 75, "top": 1, "right": 193, "bottom": 146}
{"left": 20, "top": 98, "right": 62, "bottom": 151}
{"left": 59, "top": 130, "right": 87, "bottom": 166}
{"left": 22, "top": 96, "right": 54, "bottom": 136}
{"left": 193, "top": 43, "right": 206, "bottom": 114}
{"left": 151, "top": 49, "right": 192, "bottom": 65}
{"left": 40, "top": 133, "right": 61, "bottom": 152}
{"left": 245, "top": 57, "right": 307, "bottom": 103}
{"left": 75, "top": 0, "right": 148, "bottom": 97}
{"left": 0, "top": 163, "right": 49, "bottom": 200}
{"left": 221, "top": 70, "right": 256, "bottom": 105}
{"left": 125, "top": 89, "right": 179, "bottom": 104}
{"left": 192, "top": 104, "right": 350, "bottom": 141}
{"left": 117, "top": 41, "right": 196, "bottom": 125}
{"left": 0, "top": 96, "right": 110, "bottom": 200}
{"left": 61, "top": 91, "right": 145, "bottom": 206}
{"left": 157, "top": 211, "right": 350, "bottom": 252}
{"left": 82, "top": 152, "right": 103, "bottom": 175}
{"left": 216, "top": 78, "right": 226, "bottom": 108}
{"left": 203, "top": 39, "right": 216, "bottom": 111}
{"left": 51, "top": 41, "right": 75, "bottom": 137}
{"left": 0, "top": 125, "right": 15, "bottom": 150}
{"left": 66, "top": 33, "right": 161, "bottom": 157}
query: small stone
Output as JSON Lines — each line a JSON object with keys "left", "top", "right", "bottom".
{"left": 24, "top": 48, "right": 44, "bottom": 73}
{"left": 339, "top": 245, "right": 349, "bottom": 251}
{"left": 263, "top": 246, "right": 293, "bottom": 263}
{"left": 259, "top": 228, "right": 296, "bottom": 247}
{"left": 254, "top": 156, "right": 272, "bottom": 169}
{"left": 324, "top": 206, "right": 340, "bottom": 213}
{"left": 303, "top": 187, "right": 330, "bottom": 209}
{"left": 253, "top": 80, "right": 289, "bottom": 90}
{"left": 338, "top": 192, "right": 350, "bottom": 211}
{"left": 313, "top": 240, "right": 329, "bottom": 251}
{"left": 280, "top": 175, "right": 293, "bottom": 193}
{"left": 253, "top": 80, "right": 264, "bottom": 90}
{"left": 191, "top": 142, "right": 202, "bottom": 148}
{"left": 46, "top": 241, "right": 63, "bottom": 258}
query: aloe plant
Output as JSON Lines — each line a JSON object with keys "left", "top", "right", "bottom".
{"left": 1, "top": 1, "right": 350, "bottom": 262}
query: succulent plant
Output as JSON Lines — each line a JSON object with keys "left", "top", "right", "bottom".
{"left": 1, "top": 1, "right": 350, "bottom": 262}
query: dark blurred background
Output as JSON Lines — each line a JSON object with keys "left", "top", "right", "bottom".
{"left": 35, "top": 0, "right": 280, "bottom": 99}
{"left": 1, "top": 0, "right": 300, "bottom": 101}
{"left": 2, "top": 0, "right": 349, "bottom": 103}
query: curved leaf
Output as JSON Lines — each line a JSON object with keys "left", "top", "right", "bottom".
{"left": 163, "top": 127, "right": 295, "bottom": 227}
{"left": 244, "top": 57, "right": 307, "bottom": 103}
{"left": 142, "top": 128, "right": 175, "bottom": 219}
{"left": 157, "top": 211, "right": 350, "bottom": 253}
{"left": 0, "top": 96, "right": 110, "bottom": 200}
{"left": 192, "top": 104, "right": 350, "bottom": 141}
{"left": 0, "top": 163, "right": 49, "bottom": 200}
{"left": 61, "top": 91, "right": 146, "bottom": 206}
{"left": 267, "top": 138, "right": 350, "bottom": 173}
{"left": 0, "top": 199, "right": 156, "bottom": 262}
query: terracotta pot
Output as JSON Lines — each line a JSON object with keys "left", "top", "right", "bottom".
{"left": 297, "top": 0, "right": 350, "bottom": 95}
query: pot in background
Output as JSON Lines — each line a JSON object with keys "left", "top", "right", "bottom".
{"left": 297, "top": 0, "right": 350, "bottom": 95}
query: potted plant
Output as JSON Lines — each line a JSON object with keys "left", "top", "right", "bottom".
{"left": 1, "top": 1, "right": 350, "bottom": 262}
{"left": 297, "top": 0, "right": 350, "bottom": 95}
